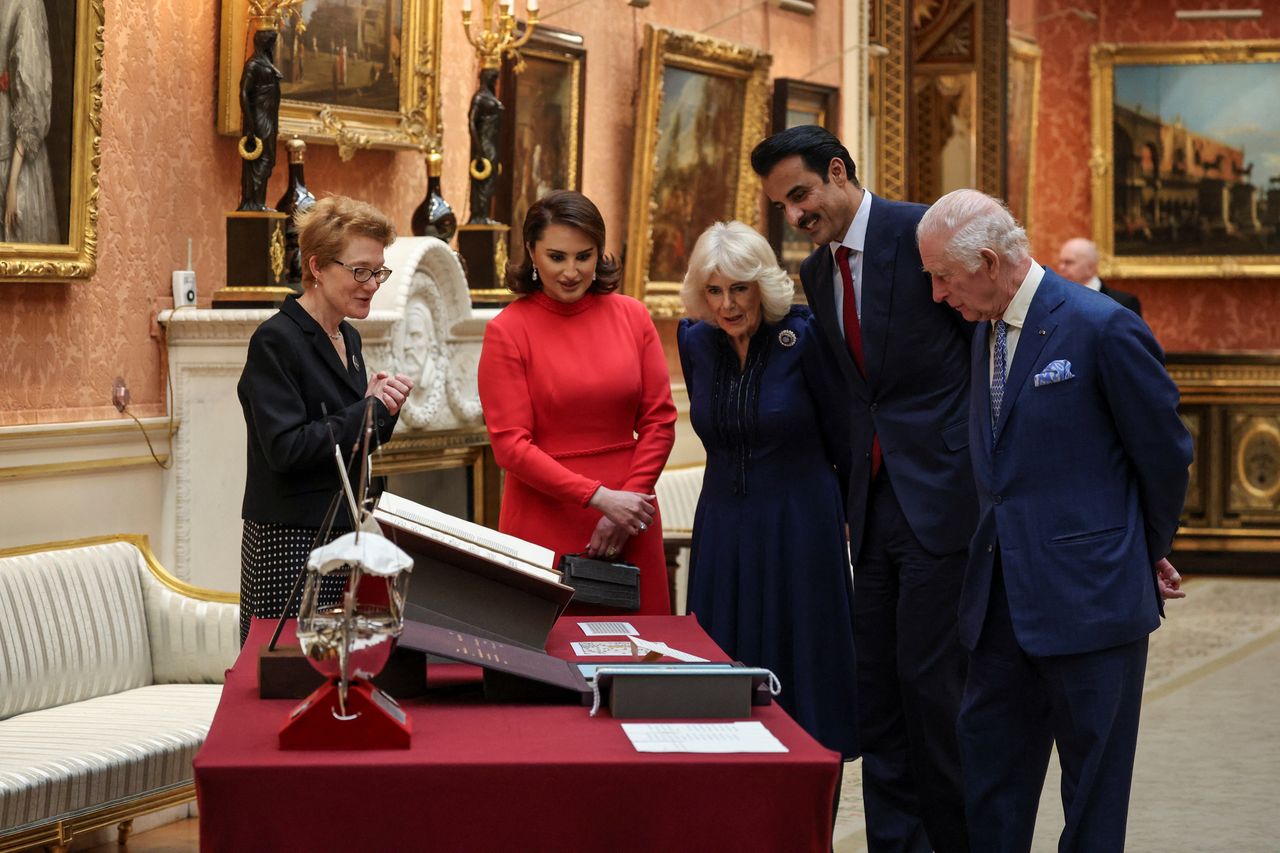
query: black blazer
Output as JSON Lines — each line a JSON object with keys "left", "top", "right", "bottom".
{"left": 238, "top": 296, "right": 398, "bottom": 526}
{"left": 799, "top": 195, "right": 977, "bottom": 560}
{"left": 1099, "top": 281, "right": 1143, "bottom": 317}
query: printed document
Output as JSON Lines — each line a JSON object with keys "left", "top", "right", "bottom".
{"left": 621, "top": 722, "right": 788, "bottom": 754}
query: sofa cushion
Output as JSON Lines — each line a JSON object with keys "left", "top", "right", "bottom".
{"left": 140, "top": 566, "right": 239, "bottom": 684}
{"left": 0, "top": 683, "right": 221, "bottom": 831}
{"left": 0, "top": 542, "right": 153, "bottom": 720}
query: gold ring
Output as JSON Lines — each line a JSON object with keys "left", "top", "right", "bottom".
{"left": 469, "top": 157, "right": 493, "bottom": 181}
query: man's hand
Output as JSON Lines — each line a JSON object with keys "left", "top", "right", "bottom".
{"left": 1155, "top": 557, "right": 1186, "bottom": 600}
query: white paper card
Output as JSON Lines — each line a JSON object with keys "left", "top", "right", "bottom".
{"left": 621, "top": 722, "right": 788, "bottom": 754}
{"left": 629, "top": 636, "right": 708, "bottom": 662}
{"left": 578, "top": 621, "right": 638, "bottom": 636}
{"left": 570, "top": 641, "right": 634, "bottom": 656}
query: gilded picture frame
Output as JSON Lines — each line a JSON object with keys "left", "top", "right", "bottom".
{"left": 1006, "top": 35, "right": 1040, "bottom": 232}
{"left": 216, "top": 0, "right": 443, "bottom": 161}
{"left": 1091, "top": 41, "right": 1280, "bottom": 278}
{"left": 624, "top": 25, "right": 771, "bottom": 317}
{"left": 0, "top": 0, "right": 104, "bottom": 283}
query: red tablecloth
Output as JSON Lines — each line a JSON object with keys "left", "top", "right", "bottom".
{"left": 194, "top": 616, "right": 840, "bottom": 852}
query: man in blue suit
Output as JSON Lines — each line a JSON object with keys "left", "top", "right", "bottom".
{"left": 917, "top": 189, "right": 1191, "bottom": 852}
{"left": 753, "top": 126, "right": 974, "bottom": 853}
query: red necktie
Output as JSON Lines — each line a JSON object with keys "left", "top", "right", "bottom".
{"left": 835, "top": 246, "right": 881, "bottom": 478}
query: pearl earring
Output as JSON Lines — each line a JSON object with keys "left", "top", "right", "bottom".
{"left": 532, "top": 267, "right": 539, "bottom": 282}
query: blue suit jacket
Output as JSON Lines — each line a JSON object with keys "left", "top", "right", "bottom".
{"left": 800, "top": 195, "right": 976, "bottom": 560}
{"left": 960, "top": 269, "right": 1192, "bottom": 657}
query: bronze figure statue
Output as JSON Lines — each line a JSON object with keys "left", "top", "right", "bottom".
{"left": 467, "top": 68, "right": 503, "bottom": 224}
{"left": 238, "top": 28, "right": 283, "bottom": 212}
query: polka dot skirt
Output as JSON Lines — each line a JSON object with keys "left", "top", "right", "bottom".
{"left": 239, "top": 519, "right": 346, "bottom": 646}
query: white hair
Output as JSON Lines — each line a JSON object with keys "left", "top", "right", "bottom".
{"left": 917, "top": 189, "right": 1030, "bottom": 272}
{"left": 680, "top": 221, "right": 794, "bottom": 324}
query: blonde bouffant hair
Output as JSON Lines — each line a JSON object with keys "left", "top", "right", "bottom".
{"left": 296, "top": 195, "right": 397, "bottom": 285}
{"left": 680, "top": 221, "right": 794, "bottom": 324}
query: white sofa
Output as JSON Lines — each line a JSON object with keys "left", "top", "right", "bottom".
{"left": 0, "top": 535, "right": 238, "bottom": 852}
{"left": 655, "top": 464, "right": 705, "bottom": 615}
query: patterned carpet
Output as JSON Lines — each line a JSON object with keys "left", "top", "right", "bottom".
{"left": 834, "top": 576, "right": 1280, "bottom": 852}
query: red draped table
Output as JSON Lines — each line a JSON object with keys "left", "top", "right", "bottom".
{"left": 194, "top": 615, "right": 840, "bottom": 852}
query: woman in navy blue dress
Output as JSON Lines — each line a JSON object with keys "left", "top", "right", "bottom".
{"left": 677, "top": 221, "right": 859, "bottom": 759}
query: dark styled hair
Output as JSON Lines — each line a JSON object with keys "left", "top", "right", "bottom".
{"left": 506, "top": 190, "right": 621, "bottom": 295}
{"left": 750, "top": 125, "right": 858, "bottom": 186}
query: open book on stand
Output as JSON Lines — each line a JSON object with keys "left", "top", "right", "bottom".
{"left": 376, "top": 491, "right": 561, "bottom": 582}
{"left": 374, "top": 492, "right": 574, "bottom": 649}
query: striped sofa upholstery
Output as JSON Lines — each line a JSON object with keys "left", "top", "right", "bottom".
{"left": 655, "top": 465, "right": 705, "bottom": 615}
{"left": 0, "top": 537, "right": 238, "bottom": 850}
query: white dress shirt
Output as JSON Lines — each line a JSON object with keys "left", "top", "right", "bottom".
{"left": 989, "top": 260, "right": 1045, "bottom": 380}
{"left": 1083, "top": 275, "right": 1102, "bottom": 292}
{"left": 829, "top": 189, "right": 874, "bottom": 335}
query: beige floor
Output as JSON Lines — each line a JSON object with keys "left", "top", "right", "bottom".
{"left": 62, "top": 577, "right": 1280, "bottom": 851}
{"left": 835, "top": 576, "right": 1280, "bottom": 852}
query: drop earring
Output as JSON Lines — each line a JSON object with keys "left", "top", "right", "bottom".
{"left": 532, "top": 267, "right": 539, "bottom": 282}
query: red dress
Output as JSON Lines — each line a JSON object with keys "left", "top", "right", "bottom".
{"left": 478, "top": 290, "right": 676, "bottom": 614}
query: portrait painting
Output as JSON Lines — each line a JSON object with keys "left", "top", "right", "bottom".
{"left": 498, "top": 26, "right": 584, "bottom": 268}
{"left": 625, "top": 26, "right": 771, "bottom": 316}
{"left": 1091, "top": 41, "right": 1280, "bottom": 277}
{"left": 217, "top": 0, "right": 442, "bottom": 159}
{"left": 647, "top": 67, "right": 744, "bottom": 284}
{"left": 769, "top": 79, "right": 838, "bottom": 278}
{"left": 0, "top": 0, "right": 103, "bottom": 282}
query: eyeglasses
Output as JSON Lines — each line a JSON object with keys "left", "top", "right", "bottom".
{"left": 332, "top": 259, "right": 393, "bottom": 284}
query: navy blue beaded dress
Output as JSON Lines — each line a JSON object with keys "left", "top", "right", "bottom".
{"left": 678, "top": 306, "right": 860, "bottom": 759}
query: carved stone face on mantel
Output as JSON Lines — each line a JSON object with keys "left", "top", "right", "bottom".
{"left": 377, "top": 237, "right": 485, "bottom": 434}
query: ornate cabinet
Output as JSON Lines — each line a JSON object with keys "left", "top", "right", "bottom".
{"left": 1170, "top": 352, "right": 1280, "bottom": 573}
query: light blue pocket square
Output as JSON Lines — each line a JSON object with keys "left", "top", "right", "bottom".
{"left": 1033, "top": 359, "right": 1075, "bottom": 387}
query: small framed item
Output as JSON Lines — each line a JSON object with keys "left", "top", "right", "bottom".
{"left": 589, "top": 665, "right": 780, "bottom": 719}
{"left": 559, "top": 554, "right": 641, "bottom": 611}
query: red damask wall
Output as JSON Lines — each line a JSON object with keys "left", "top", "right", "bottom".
{"left": 1, "top": 0, "right": 838, "bottom": 426}
{"left": 1025, "top": 0, "right": 1280, "bottom": 351}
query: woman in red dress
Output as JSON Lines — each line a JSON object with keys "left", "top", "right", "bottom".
{"left": 478, "top": 191, "right": 676, "bottom": 614}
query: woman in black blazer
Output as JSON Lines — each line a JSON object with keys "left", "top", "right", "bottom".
{"left": 236, "top": 195, "right": 414, "bottom": 644}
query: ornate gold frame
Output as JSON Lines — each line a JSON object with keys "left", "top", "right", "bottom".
{"left": 216, "top": 0, "right": 443, "bottom": 161}
{"left": 624, "top": 26, "right": 771, "bottom": 317}
{"left": 1007, "top": 35, "right": 1041, "bottom": 232}
{"left": 1090, "top": 41, "right": 1280, "bottom": 278}
{"left": 0, "top": 0, "right": 104, "bottom": 283}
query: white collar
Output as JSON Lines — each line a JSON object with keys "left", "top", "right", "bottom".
{"left": 996, "top": 260, "right": 1045, "bottom": 331}
{"left": 829, "top": 189, "right": 873, "bottom": 258}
